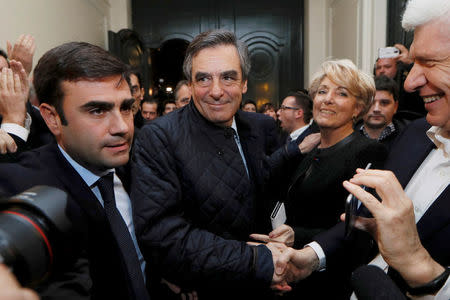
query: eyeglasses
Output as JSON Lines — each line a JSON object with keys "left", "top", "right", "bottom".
{"left": 279, "top": 105, "right": 300, "bottom": 111}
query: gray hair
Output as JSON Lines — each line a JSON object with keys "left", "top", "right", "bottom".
{"left": 402, "top": 0, "right": 450, "bottom": 31}
{"left": 183, "top": 30, "right": 251, "bottom": 82}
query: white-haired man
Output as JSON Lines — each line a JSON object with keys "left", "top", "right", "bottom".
{"left": 274, "top": 0, "right": 450, "bottom": 298}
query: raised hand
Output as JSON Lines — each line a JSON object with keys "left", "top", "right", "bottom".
{"left": 0, "top": 61, "right": 29, "bottom": 126}
{"left": 7, "top": 34, "right": 36, "bottom": 75}
{"left": 393, "top": 43, "right": 413, "bottom": 65}
{"left": 343, "top": 169, "right": 445, "bottom": 287}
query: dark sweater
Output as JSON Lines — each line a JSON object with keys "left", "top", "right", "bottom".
{"left": 286, "top": 131, "right": 388, "bottom": 248}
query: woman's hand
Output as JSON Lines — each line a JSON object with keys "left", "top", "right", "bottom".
{"left": 250, "top": 224, "right": 295, "bottom": 247}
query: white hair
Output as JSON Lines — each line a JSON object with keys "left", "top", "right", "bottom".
{"left": 402, "top": 0, "right": 450, "bottom": 31}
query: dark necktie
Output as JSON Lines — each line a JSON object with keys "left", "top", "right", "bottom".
{"left": 96, "top": 173, "right": 149, "bottom": 300}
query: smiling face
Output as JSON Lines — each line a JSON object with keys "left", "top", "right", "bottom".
{"left": 404, "top": 17, "right": 450, "bottom": 138}
{"left": 364, "top": 90, "right": 398, "bottom": 129}
{"left": 43, "top": 76, "right": 134, "bottom": 173}
{"left": 313, "top": 76, "right": 362, "bottom": 134}
{"left": 190, "top": 45, "right": 247, "bottom": 127}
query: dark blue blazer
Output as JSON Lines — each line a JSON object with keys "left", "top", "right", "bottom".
{"left": 315, "top": 118, "right": 450, "bottom": 272}
{"left": 293, "top": 122, "right": 319, "bottom": 145}
{"left": 0, "top": 142, "right": 146, "bottom": 300}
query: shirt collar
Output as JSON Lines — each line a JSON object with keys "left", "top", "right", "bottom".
{"left": 427, "top": 126, "right": 450, "bottom": 157}
{"left": 290, "top": 124, "right": 310, "bottom": 140}
{"left": 231, "top": 117, "right": 237, "bottom": 132}
{"left": 57, "top": 144, "right": 114, "bottom": 188}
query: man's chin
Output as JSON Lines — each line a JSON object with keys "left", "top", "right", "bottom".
{"left": 365, "top": 122, "right": 387, "bottom": 130}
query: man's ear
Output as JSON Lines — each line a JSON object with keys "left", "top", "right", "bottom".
{"left": 393, "top": 101, "right": 399, "bottom": 114}
{"left": 242, "top": 80, "right": 248, "bottom": 94}
{"left": 296, "top": 109, "right": 304, "bottom": 120}
{"left": 39, "top": 103, "right": 62, "bottom": 136}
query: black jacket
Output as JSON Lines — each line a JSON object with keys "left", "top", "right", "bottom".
{"left": 0, "top": 142, "right": 148, "bottom": 300}
{"left": 131, "top": 102, "right": 280, "bottom": 298}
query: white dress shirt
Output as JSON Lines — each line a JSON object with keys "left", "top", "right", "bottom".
{"left": 309, "top": 126, "right": 449, "bottom": 299}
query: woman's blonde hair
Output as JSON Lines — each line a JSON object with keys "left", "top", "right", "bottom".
{"left": 309, "top": 59, "right": 375, "bottom": 122}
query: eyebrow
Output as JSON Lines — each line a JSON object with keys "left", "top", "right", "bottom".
{"left": 222, "top": 70, "right": 238, "bottom": 78}
{"left": 81, "top": 101, "right": 114, "bottom": 111}
{"left": 194, "top": 70, "right": 239, "bottom": 81}
{"left": 80, "top": 98, "right": 135, "bottom": 110}
{"left": 120, "top": 98, "right": 136, "bottom": 109}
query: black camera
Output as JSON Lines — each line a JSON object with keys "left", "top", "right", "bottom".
{"left": 0, "top": 186, "right": 72, "bottom": 286}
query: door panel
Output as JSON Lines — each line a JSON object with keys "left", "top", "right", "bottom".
{"left": 132, "top": 0, "right": 304, "bottom": 107}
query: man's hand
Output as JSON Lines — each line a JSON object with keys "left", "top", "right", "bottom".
{"left": 343, "top": 169, "right": 445, "bottom": 287}
{"left": 250, "top": 224, "right": 295, "bottom": 247}
{"left": 298, "top": 133, "right": 320, "bottom": 154}
{"left": 0, "top": 264, "right": 39, "bottom": 300}
{"left": 274, "top": 246, "right": 319, "bottom": 286}
{"left": 265, "top": 242, "right": 292, "bottom": 293}
{"left": 0, "top": 129, "right": 17, "bottom": 154}
{"left": 0, "top": 61, "right": 29, "bottom": 126}
{"left": 394, "top": 43, "right": 413, "bottom": 65}
{"left": 7, "top": 34, "right": 36, "bottom": 75}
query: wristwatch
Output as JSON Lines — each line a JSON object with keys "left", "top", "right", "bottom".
{"left": 408, "top": 266, "right": 450, "bottom": 296}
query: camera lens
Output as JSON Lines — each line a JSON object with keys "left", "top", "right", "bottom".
{"left": 0, "top": 206, "right": 53, "bottom": 285}
{"left": 0, "top": 186, "right": 72, "bottom": 286}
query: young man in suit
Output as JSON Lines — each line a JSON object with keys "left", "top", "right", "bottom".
{"left": 0, "top": 42, "right": 149, "bottom": 300}
{"left": 273, "top": 0, "right": 450, "bottom": 298}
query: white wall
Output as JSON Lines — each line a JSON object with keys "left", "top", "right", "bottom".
{"left": 0, "top": 0, "right": 131, "bottom": 70}
{"left": 304, "top": 0, "right": 387, "bottom": 86}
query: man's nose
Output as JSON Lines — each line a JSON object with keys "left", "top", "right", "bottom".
{"left": 404, "top": 63, "right": 426, "bottom": 93}
{"left": 210, "top": 78, "right": 224, "bottom": 99}
{"left": 110, "top": 111, "right": 131, "bottom": 135}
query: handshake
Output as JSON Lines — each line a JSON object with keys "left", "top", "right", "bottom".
{"left": 249, "top": 224, "right": 320, "bottom": 294}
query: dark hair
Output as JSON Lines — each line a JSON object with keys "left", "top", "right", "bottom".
{"left": 129, "top": 68, "right": 143, "bottom": 88}
{"left": 183, "top": 29, "right": 250, "bottom": 82}
{"left": 163, "top": 99, "right": 176, "bottom": 109}
{"left": 259, "top": 102, "right": 276, "bottom": 113}
{"left": 141, "top": 97, "right": 158, "bottom": 108}
{"left": 374, "top": 75, "right": 399, "bottom": 102}
{"left": 174, "top": 79, "right": 189, "bottom": 99}
{"left": 33, "top": 42, "right": 129, "bottom": 125}
{"left": 242, "top": 99, "right": 257, "bottom": 109}
{"left": 286, "top": 91, "right": 313, "bottom": 123}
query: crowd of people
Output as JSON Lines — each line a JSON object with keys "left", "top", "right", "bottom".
{"left": 0, "top": 0, "right": 448, "bottom": 299}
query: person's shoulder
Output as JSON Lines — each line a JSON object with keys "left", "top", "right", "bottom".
{"left": 351, "top": 133, "right": 388, "bottom": 157}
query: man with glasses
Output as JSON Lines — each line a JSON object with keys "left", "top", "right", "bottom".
{"left": 277, "top": 91, "right": 318, "bottom": 144}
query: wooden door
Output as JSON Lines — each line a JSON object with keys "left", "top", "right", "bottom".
{"left": 132, "top": 0, "right": 304, "bottom": 108}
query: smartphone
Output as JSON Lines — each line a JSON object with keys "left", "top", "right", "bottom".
{"left": 344, "top": 163, "right": 371, "bottom": 239}
{"left": 378, "top": 47, "right": 400, "bottom": 59}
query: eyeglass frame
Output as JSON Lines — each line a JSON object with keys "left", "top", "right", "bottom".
{"left": 279, "top": 105, "right": 300, "bottom": 111}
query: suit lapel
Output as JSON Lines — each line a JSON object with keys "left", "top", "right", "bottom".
{"left": 385, "top": 120, "right": 434, "bottom": 188}
{"left": 43, "top": 143, "right": 107, "bottom": 224}
{"left": 417, "top": 183, "right": 450, "bottom": 242}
